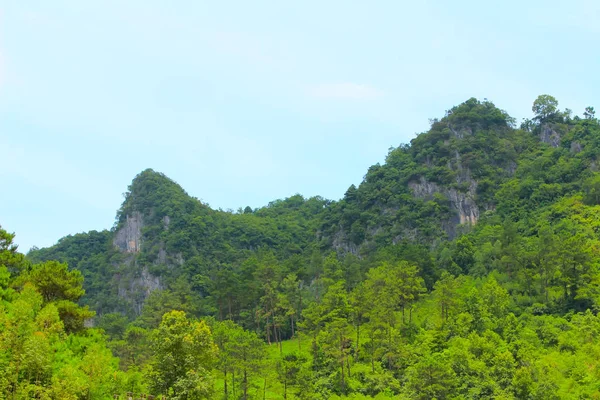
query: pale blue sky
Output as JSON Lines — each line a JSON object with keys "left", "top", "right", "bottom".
{"left": 1, "top": 1, "right": 598, "bottom": 251}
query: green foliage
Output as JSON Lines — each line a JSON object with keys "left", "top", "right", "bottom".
{"left": 276, "top": 352, "right": 311, "bottom": 399}
{"left": 147, "top": 310, "right": 217, "bottom": 399}
{"left": 16, "top": 95, "right": 600, "bottom": 398}
{"left": 532, "top": 94, "right": 559, "bottom": 122}
{"left": 0, "top": 227, "right": 136, "bottom": 399}
{"left": 24, "top": 260, "right": 85, "bottom": 303}
{"left": 0, "top": 226, "right": 26, "bottom": 274}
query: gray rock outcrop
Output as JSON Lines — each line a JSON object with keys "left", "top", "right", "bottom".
{"left": 408, "top": 175, "right": 479, "bottom": 237}
{"left": 113, "top": 211, "right": 143, "bottom": 253}
{"left": 540, "top": 124, "right": 561, "bottom": 148}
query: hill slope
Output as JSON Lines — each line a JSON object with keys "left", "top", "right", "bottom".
{"left": 28, "top": 96, "right": 600, "bottom": 321}
{"left": 19, "top": 95, "right": 600, "bottom": 398}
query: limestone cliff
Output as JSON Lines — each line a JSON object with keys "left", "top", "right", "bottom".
{"left": 113, "top": 211, "right": 143, "bottom": 253}
{"left": 326, "top": 98, "right": 519, "bottom": 253}
{"left": 408, "top": 175, "right": 479, "bottom": 231}
{"left": 540, "top": 124, "right": 562, "bottom": 148}
{"left": 117, "top": 266, "right": 162, "bottom": 315}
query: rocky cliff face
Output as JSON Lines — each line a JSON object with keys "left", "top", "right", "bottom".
{"left": 409, "top": 175, "right": 479, "bottom": 231}
{"left": 117, "top": 266, "right": 162, "bottom": 315}
{"left": 408, "top": 128, "right": 480, "bottom": 237}
{"left": 112, "top": 210, "right": 167, "bottom": 315}
{"left": 332, "top": 228, "right": 360, "bottom": 256}
{"left": 540, "top": 124, "right": 562, "bottom": 148}
{"left": 113, "top": 211, "right": 143, "bottom": 253}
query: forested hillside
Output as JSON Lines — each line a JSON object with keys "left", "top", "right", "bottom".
{"left": 5, "top": 95, "right": 600, "bottom": 398}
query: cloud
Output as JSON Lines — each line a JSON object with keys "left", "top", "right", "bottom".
{"left": 308, "top": 83, "right": 383, "bottom": 100}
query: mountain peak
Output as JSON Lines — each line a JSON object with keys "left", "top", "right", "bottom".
{"left": 116, "top": 169, "right": 195, "bottom": 226}
{"left": 439, "top": 97, "right": 514, "bottom": 132}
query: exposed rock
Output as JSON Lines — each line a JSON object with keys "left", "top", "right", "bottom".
{"left": 113, "top": 211, "right": 143, "bottom": 253}
{"left": 84, "top": 318, "right": 95, "bottom": 328}
{"left": 449, "top": 125, "right": 472, "bottom": 139}
{"left": 158, "top": 246, "right": 167, "bottom": 264}
{"left": 506, "top": 161, "right": 517, "bottom": 175}
{"left": 409, "top": 175, "right": 479, "bottom": 236}
{"left": 409, "top": 176, "right": 441, "bottom": 199}
{"left": 117, "top": 266, "right": 162, "bottom": 315}
{"left": 540, "top": 124, "right": 561, "bottom": 148}
{"left": 332, "top": 228, "right": 360, "bottom": 256}
{"left": 137, "top": 267, "right": 161, "bottom": 295}
{"left": 571, "top": 141, "right": 583, "bottom": 153}
{"left": 392, "top": 228, "right": 419, "bottom": 244}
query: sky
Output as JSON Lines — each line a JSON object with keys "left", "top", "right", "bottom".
{"left": 1, "top": 1, "right": 599, "bottom": 252}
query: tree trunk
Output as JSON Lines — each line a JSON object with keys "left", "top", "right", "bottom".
{"left": 355, "top": 318, "right": 360, "bottom": 361}
{"left": 347, "top": 356, "right": 351, "bottom": 378}
{"left": 275, "top": 324, "right": 282, "bottom": 354}
{"left": 232, "top": 370, "right": 236, "bottom": 400}
{"left": 243, "top": 370, "right": 248, "bottom": 400}
{"left": 340, "top": 358, "right": 345, "bottom": 394}
{"left": 298, "top": 292, "right": 303, "bottom": 322}
{"left": 278, "top": 326, "right": 283, "bottom": 355}
{"left": 340, "top": 332, "right": 345, "bottom": 394}
{"left": 402, "top": 304, "right": 405, "bottom": 324}
{"left": 12, "top": 358, "right": 21, "bottom": 400}
{"left": 371, "top": 342, "right": 375, "bottom": 373}
{"left": 541, "top": 270, "right": 547, "bottom": 304}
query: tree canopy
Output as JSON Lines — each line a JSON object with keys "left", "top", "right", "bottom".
{"left": 16, "top": 95, "right": 600, "bottom": 399}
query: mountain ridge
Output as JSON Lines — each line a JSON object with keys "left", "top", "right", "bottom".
{"left": 27, "top": 96, "right": 600, "bottom": 322}
{"left": 19, "top": 95, "right": 600, "bottom": 397}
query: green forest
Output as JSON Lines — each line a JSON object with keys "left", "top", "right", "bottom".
{"left": 4, "top": 95, "right": 600, "bottom": 399}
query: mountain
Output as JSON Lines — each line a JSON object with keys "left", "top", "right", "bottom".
{"left": 323, "top": 98, "right": 519, "bottom": 249}
{"left": 28, "top": 96, "right": 600, "bottom": 322}
{"left": 17, "top": 95, "right": 600, "bottom": 398}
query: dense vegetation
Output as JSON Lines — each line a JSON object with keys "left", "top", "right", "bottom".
{"left": 5, "top": 95, "right": 600, "bottom": 398}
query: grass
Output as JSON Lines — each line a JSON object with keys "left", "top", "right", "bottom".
{"left": 213, "top": 335, "right": 312, "bottom": 400}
